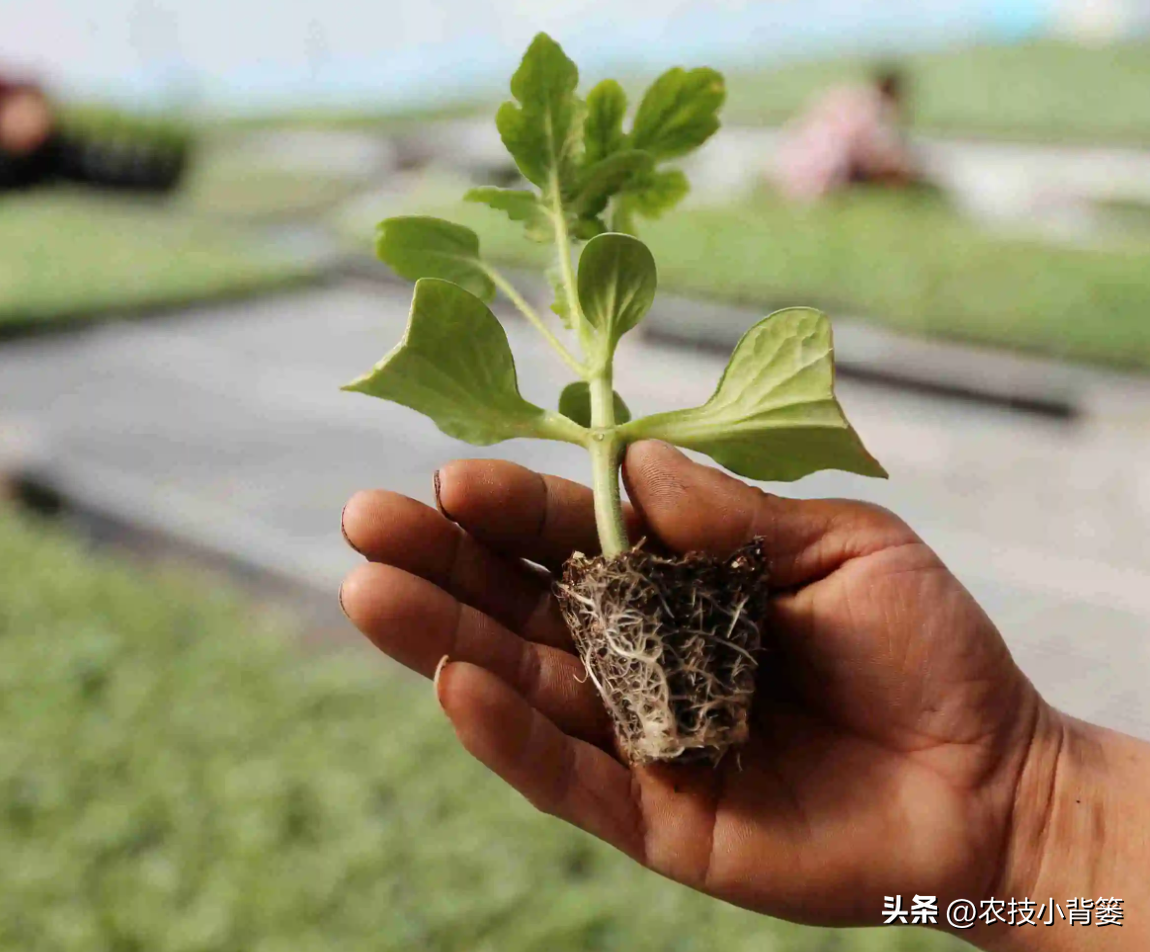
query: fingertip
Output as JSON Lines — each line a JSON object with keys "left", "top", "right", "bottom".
{"left": 623, "top": 440, "right": 756, "bottom": 556}
{"left": 340, "top": 489, "right": 379, "bottom": 554}
{"left": 623, "top": 441, "right": 689, "bottom": 513}
{"left": 433, "top": 460, "right": 601, "bottom": 568}
{"left": 337, "top": 561, "right": 458, "bottom": 673}
{"left": 338, "top": 560, "right": 379, "bottom": 617}
{"left": 434, "top": 459, "right": 488, "bottom": 525}
{"left": 625, "top": 439, "right": 684, "bottom": 465}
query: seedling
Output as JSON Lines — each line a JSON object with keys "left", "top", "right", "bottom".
{"left": 345, "top": 33, "right": 886, "bottom": 764}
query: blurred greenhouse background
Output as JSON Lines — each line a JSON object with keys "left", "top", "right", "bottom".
{"left": 3, "top": 1, "right": 1150, "bottom": 949}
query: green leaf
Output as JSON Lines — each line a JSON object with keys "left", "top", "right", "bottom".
{"left": 558, "top": 381, "right": 632, "bottom": 428}
{"left": 375, "top": 216, "right": 494, "bottom": 302}
{"left": 583, "top": 79, "right": 627, "bottom": 165}
{"left": 547, "top": 258, "right": 573, "bottom": 328}
{"left": 343, "top": 278, "right": 583, "bottom": 446}
{"left": 629, "top": 67, "right": 725, "bottom": 160}
{"left": 571, "top": 217, "right": 607, "bottom": 241}
{"left": 570, "top": 149, "right": 654, "bottom": 219}
{"left": 612, "top": 169, "right": 690, "bottom": 234}
{"left": 577, "top": 233, "right": 657, "bottom": 351}
{"left": 627, "top": 168, "right": 690, "bottom": 218}
{"left": 464, "top": 187, "right": 550, "bottom": 241}
{"left": 620, "top": 308, "right": 887, "bottom": 481}
{"left": 495, "top": 33, "right": 580, "bottom": 190}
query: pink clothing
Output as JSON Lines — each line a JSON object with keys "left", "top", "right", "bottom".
{"left": 774, "top": 84, "right": 910, "bottom": 200}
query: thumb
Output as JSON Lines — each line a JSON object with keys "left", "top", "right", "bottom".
{"left": 622, "top": 441, "right": 917, "bottom": 589}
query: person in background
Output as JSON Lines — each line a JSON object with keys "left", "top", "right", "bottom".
{"left": 0, "top": 69, "right": 189, "bottom": 194}
{"left": 772, "top": 66, "right": 918, "bottom": 201}
{"left": 0, "top": 76, "right": 53, "bottom": 156}
{"left": 0, "top": 74, "right": 55, "bottom": 186}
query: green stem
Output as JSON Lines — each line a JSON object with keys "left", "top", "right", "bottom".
{"left": 588, "top": 372, "right": 628, "bottom": 558}
{"left": 485, "top": 265, "right": 585, "bottom": 376}
{"left": 548, "top": 171, "right": 628, "bottom": 557}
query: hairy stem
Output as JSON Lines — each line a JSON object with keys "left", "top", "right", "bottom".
{"left": 548, "top": 170, "right": 629, "bottom": 557}
{"left": 588, "top": 372, "right": 628, "bottom": 557}
{"left": 484, "top": 265, "right": 585, "bottom": 375}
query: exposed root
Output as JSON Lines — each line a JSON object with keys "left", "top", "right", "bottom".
{"left": 556, "top": 539, "right": 771, "bottom": 766}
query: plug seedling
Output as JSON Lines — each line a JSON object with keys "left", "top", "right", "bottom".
{"left": 345, "top": 33, "right": 887, "bottom": 764}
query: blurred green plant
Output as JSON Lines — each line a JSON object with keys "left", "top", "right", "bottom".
{"left": 0, "top": 503, "right": 968, "bottom": 952}
{"left": 0, "top": 191, "right": 316, "bottom": 331}
{"left": 57, "top": 103, "right": 195, "bottom": 154}
{"left": 179, "top": 159, "right": 360, "bottom": 221}
{"left": 387, "top": 176, "right": 1150, "bottom": 370}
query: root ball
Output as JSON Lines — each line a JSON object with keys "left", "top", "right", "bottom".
{"left": 556, "top": 539, "right": 770, "bottom": 766}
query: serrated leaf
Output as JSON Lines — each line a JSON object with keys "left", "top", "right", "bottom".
{"left": 630, "top": 67, "right": 725, "bottom": 160}
{"left": 628, "top": 168, "right": 689, "bottom": 218}
{"left": 570, "top": 149, "right": 654, "bottom": 219}
{"left": 343, "top": 278, "right": 582, "bottom": 446}
{"left": 464, "top": 187, "right": 550, "bottom": 241}
{"left": 577, "top": 233, "right": 657, "bottom": 351}
{"left": 612, "top": 169, "right": 690, "bottom": 234}
{"left": 464, "top": 187, "right": 542, "bottom": 224}
{"left": 558, "top": 381, "right": 632, "bottom": 428}
{"left": 583, "top": 79, "right": 627, "bottom": 165}
{"left": 495, "top": 33, "right": 580, "bottom": 190}
{"left": 620, "top": 308, "right": 887, "bottom": 481}
{"left": 375, "top": 216, "right": 494, "bottom": 302}
{"left": 547, "top": 258, "right": 573, "bottom": 328}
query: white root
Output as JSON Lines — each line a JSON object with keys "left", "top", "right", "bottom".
{"left": 556, "top": 541, "right": 770, "bottom": 766}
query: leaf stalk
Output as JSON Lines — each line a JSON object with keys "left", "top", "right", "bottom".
{"left": 484, "top": 265, "right": 586, "bottom": 375}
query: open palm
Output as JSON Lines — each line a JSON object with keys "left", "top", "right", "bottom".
{"left": 339, "top": 441, "right": 1044, "bottom": 928}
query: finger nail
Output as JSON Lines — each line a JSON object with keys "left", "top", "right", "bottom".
{"left": 340, "top": 501, "right": 365, "bottom": 556}
{"left": 433, "top": 654, "right": 451, "bottom": 706}
{"left": 433, "top": 468, "right": 455, "bottom": 522}
{"left": 338, "top": 581, "right": 350, "bottom": 620}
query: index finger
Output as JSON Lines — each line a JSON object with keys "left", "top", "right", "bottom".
{"left": 434, "top": 459, "right": 643, "bottom": 571}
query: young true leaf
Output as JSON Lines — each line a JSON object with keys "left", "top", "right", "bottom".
{"left": 495, "top": 33, "right": 580, "bottom": 191}
{"left": 583, "top": 79, "right": 627, "bottom": 165}
{"left": 620, "top": 308, "right": 888, "bottom": 481}
{"left": 626, "top": 169, "right": 690, "bottom": 218}
{"left": 577, "top": 233, "right": 657, "bottom": 353}
{"left": 571, "top": 150, "right": 654, "bottom": 221}
{"left": 464, "top": 187, "right": 550, "bottom": 241}
{"left": 582, "top": 66, "right": 722, "bottom": 235}
{"left": 629, "top": 67, "right": 725, "bottom": 160}
{"left": 343, "top": 278, "right": 583, "bottom": 446}
{"left": 375, "top": 216, "right": 494, "bottom": 302}
{"left": 558, "top": 381, "right": 631, "bottom": 428}
{"left": 547, "top": 258, "right": 574, "bottom": 327}
{"left": 611, "top": 169, "right": 690, "bottom": 233}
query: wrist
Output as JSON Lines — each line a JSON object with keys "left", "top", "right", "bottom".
{"left": 976, "top": 706, "right": 1149, "bottom": 951}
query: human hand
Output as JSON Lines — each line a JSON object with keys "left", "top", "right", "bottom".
{"left": 339, "top": 441, "right": 1143, "bottom": 948}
